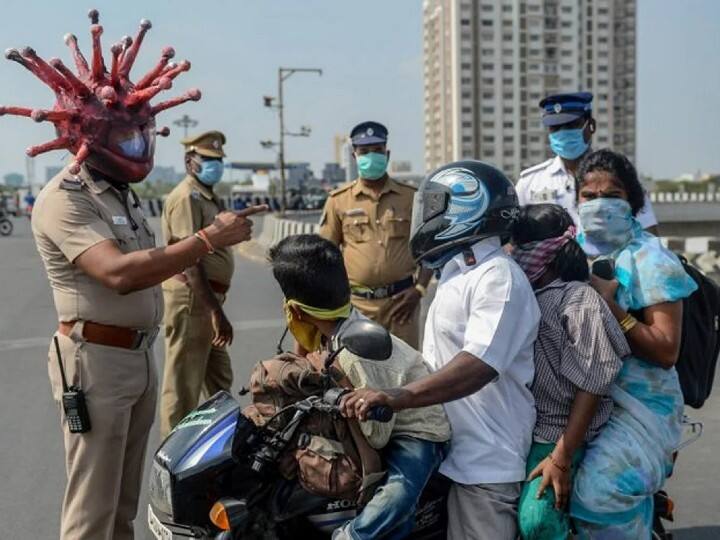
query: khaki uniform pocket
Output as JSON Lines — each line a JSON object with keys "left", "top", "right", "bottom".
{"left": 386, "top": 216, "right": 411, "bottom": 239}
{"left": 342, "top": 215, "right": 371, "bottom": 243}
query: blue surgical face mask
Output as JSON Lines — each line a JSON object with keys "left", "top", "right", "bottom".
{"left": 195, "top": 159, "right": 224, "bottom": 186}
{"left": 548, "top": 124, "right": 589, "bottom": 160}
{"left": 356, "top": 152, "right": 388, "bottom": 181}
{"left": 578, "top": 198, "right": 634, "bottom": 255}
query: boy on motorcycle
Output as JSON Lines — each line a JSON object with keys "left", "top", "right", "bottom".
{"left": 268, "top": 234, "right": 451, "bottom": 540}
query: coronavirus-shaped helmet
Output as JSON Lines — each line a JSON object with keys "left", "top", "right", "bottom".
{"left": 0, "top": 9, "right": 201, "bottom": 182}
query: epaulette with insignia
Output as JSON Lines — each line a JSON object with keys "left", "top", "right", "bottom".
{"left": 519, "top": 158, "right": 553, "bottom": 177}
{"left": 329, "top": 181, "right": 354, "bottom": 196}
{"left": 190, "top": 190, "right": 201, "bottom": 200}
{"left": 60, "top": 177, "right": 83, "bottom": 191}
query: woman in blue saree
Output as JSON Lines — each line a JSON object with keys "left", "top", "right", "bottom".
{"left": 569, "top": 149, "right": 697, "bottom": 538}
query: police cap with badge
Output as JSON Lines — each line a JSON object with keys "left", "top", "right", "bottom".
{"left": 350, "top": 121, "right": 388, "bottom": 147}
{"left": 180, "top": 130, "right": 226, "bottom": 158}
{"left": 539, "top": 92, "right": 593, "bottom": 127}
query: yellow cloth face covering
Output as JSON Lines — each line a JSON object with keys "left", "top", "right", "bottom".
{"left": 283, "top": 299, "right": 352, "bottom": 352}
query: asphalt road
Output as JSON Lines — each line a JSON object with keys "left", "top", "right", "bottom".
{"left": 0, "top": 216, "right": 718, "bottom": 539}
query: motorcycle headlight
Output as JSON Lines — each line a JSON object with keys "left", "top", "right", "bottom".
{"left": 149, "top": 459, "right": 173, "bottom": 518}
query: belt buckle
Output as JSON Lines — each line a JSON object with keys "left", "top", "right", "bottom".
{"left": 131, "top": 327, "right": 160, "bottom": 350}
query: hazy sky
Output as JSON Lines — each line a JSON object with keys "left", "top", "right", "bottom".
{"left": 0, "top": 0, "right": 717, "bottom": 183}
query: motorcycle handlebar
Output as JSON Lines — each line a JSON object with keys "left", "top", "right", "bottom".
{"left": 321, "top": 388, "right": 394, "bottom": 423}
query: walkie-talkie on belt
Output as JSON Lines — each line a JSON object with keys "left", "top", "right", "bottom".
{"left": 53, "top": 336, "right": 91, "bottom": 433}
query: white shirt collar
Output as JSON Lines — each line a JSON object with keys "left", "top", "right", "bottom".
{"left": 548, "top": 155, "right": 569, "bottom": 176}
{"left": 442, "top": 236, "right": 503, "bottom": 276}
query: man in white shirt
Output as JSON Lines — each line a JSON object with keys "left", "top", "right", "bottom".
{"left": 516, "top": 92, "right": 658, "bottom": 233}
{"left": 341, "top": 161, "right": 541, "bottom": 539}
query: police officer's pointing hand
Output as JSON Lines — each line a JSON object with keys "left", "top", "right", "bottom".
{"left": 204, "top": 205, "right": 268, "bottom": 248}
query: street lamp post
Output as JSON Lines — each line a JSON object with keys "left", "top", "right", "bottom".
{"left": 173, "top": 114, "right": 198, "bottom": 139}
{"left": 270, "top": 67, "right": 322, "bottom": 214}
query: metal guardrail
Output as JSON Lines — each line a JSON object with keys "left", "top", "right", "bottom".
{"left": 649, "top": 191, "right": 720, "bottom": 203}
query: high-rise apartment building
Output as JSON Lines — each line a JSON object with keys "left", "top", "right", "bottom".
{"left": 423, "top": 0, "right": 636, "bottom": 179}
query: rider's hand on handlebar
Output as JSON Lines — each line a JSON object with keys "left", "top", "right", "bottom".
{"left": 203, "top": 205, "right": 268, "bottom": 249}
{"left": 527, "top": 451, "right": 572, "bottom": 510}
{"left": 340, "top": 388, "right": 393, "bottom": 421}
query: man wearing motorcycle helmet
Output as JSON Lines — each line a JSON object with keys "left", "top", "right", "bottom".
{"left": 341, "top": 161, "right": 541, "bottom": 539}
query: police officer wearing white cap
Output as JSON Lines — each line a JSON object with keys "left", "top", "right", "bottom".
{"left": 516, "top": 92, "right": 658, "bottom": 232}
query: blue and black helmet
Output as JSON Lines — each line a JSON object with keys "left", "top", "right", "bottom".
{"left": 410, "top": 160, "right": 519, "bottom": 268}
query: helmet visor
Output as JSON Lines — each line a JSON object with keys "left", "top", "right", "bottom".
{"left": 107, "top": 121, "right": 156, "bottom": 161}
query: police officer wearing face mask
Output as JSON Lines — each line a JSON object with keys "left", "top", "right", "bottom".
{"left": 318, "top": 121, "right": 433, "bottom": 350}
{"left": 516, "top": 92, "right": 658, "bottom": 232}
{"left": 159, "top": 130, "right": 236, "bottom": 437}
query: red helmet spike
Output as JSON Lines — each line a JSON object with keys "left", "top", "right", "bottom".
{"left": 125, "top": 77, "right": 172, "bottom": 108}
{"left": 157, "top": 126, "right": 170, "bottom": 137}
{"left": 3, "top": 8, "right": 200, "bottom": 183}
{"left": 88, "top": 9, "right": 100, "bottom": 25}
{"left": 63, "top": 34, "right": 90, "bottom": 78}
{"left": 135, "top": 47, "right": 175, "bottom": 90}
{"left": 89, "top": 25, "right": 106, "bottom": 83}
{"left": 50, "top": 58, "right": 91, "bottom": 98}
{"left": 118, "top": 19, "right": 152, "bottom": 79}
{"left": 26, "top": 135, "right": 72, "bottom": 157}
{"left": 68, "top": 142, "right": 90, "bottom": 174}
{"left": 109, "top": 43, "right": 122, "bottom": 86}
{"left": 30, "top": 109, "right": 74, "bottom": 123}
{"left": 0, "top": 106, "right": 33, "bottom": 117}
{"left": 150, "top": 88, "right": 201, "bottom": 115}
{"left": 21, "top": 48, "right": 72, "bottom": 94}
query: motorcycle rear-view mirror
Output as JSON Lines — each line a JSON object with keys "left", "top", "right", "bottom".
{"left": 331, "top": 317, "right": 393, "bottom": 362}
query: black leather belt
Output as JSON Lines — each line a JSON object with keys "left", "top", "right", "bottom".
{"left": 351, "top": 276, "right": 414, "bottom": 300}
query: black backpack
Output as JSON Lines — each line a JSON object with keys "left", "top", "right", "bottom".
{"left": 675, "top": 257, "right": 720, "bottom": 408}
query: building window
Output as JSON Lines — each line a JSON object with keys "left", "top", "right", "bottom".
{"left": 461, "top": 77, "right": 472, "bottom": 84}
{"left": 482, "top": 19, "right": 494, "bottom": 27}
{"left": 503, "top": 135, "right": 514, "bottom": 143}
{"left": 504, "top": 149, "right": 514, "bottom": 157}
{"left": 482, "top": 121, "right": 494, "bottom": 128}
{"left": 502, "top": 5, "right": 512, "bottom": 12}
{"left": 503, "top": 63, "right": 513, "bottom": 70}
{"left": 482, "top": 77, "right": 494, "bottom": 85}
{"left": 461, "top": 18, "right": 471, "bottom": 26}
{"left": 482, "top": 106, "right": 495, "bottom": 114}
{"left": 482, "top": 48, "right": 494, "bottom": 56}
{"left": 462, "top": 107, "right": 473, "bottom": 113}
{"left": 503, "top": 92, "right": 513, "bottom": 99}
{"left": 503, "top": 106, "right": 514, "bottom": 114}
{"left": 462, "top": 91, "right": 472, "bottom": 98}
{"left": 503, "top": 77, "right": 513, "bottom": 85}
{"left": 461, "top": 62, "right": 472, "bottom": 69}
{"left": 483, "top": 135, "right": 495, "bottom": 143}
{"left": 483, "top": 91, "right": 494, "bottom": 99}
{"left": 484, "top": 149, "right": 495, "bottom": 157}
{"left": 503, "top": 121, "right": 514, "bottom": 128}
{"left": 481, "top": 63, "right": 494, "bottom": 70}
{"left": 462, "top": 136, "right": 473, "bottom": 143}
{"left": 481, "top": 3, "right": 494, "bottom": 11}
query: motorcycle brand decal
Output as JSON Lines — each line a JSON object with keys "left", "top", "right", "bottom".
{"left": 173, "top": 407, "right": 218, "bottom": 430}
{"left": 430, "top": 168, "right": 490, "bottom": 240}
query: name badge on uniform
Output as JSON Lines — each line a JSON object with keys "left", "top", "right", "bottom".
{"left": 112, "top": 215, "right": 128, "bottom": 225}
{"left": 345, "top": 208, "right": 366, "bottom": 217}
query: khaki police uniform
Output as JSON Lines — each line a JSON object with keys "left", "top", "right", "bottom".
{"left": 160, "top": 131, "right": 234, "bottom": 437}
{"left": 32, "top": 165, "right": 162, "bottom": 540}
{"left": 319, "top": 177, "right": 420, "bottom": 348}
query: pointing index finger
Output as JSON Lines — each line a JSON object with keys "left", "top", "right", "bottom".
{"left": 235, "top": 204, "right": 269, "bottom": 217}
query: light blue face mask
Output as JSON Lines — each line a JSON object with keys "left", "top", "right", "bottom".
{"left": 548, "top": 125, "right": 589, "bottom": 160}
{"left": 356, "top": 152, "right": 388, "bottom": 181}
{"left": 578, "top": 198, "right": 634, "bottom": 255}
{"left": 195, "top": 159, "right": 224, "bottom": 186}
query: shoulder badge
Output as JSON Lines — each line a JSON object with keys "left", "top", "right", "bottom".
{"left": 60, "top": 177, "right": 83, "bottom": 191}
{"left": 190, "top": 190, "right": 201, "bottom": 200}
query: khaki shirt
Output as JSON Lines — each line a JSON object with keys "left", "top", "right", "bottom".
{"left": 319, "top": 178, "right": 416, "bottom": 289}
{"left": 31, "top": 166, "right": 163, "bottom": 329}
{"left": 338, "top": 335, "right": 451, "bottom": 449}
{"left": 161, "top": 175, "right": 234, "bottom": 286}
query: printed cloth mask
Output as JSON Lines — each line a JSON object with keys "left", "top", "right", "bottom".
{"left": 513, "top": 225, "right": 576, "bottom": 283}
{"left": 548, "top": 124, "right": 589, "bottom": 160}
{"left": 283, "top": 299, "right": 352, "bottom": 352}
{"left": 356, "top": 152, "right": 388, "bottom": 180}
{"left": 195, "top": 159, "right": 224, "bottom": 186}
{"left": 578, "top": 198, "right": 634, "bottom": 256}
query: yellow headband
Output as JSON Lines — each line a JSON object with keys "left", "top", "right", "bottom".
{"left": 284, "top": 299, "right": 352, "bottom": 320}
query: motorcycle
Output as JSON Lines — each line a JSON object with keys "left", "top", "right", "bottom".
{"left": 0, "top": 211, "right": 13, "bottom": 236}
{"left": 147, "top": 317, "right": 449, "bottom": 540}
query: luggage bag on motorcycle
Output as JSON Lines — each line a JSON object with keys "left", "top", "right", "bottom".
{"left": 675, "top": 257, "right": 720, "bottom": 408}
{"left": 242, "top": 352, "right": 384, "bottom": 504}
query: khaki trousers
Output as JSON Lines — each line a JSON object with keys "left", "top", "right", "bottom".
{"left": 49, "top": 326, "right": 158, "bottom": 540}
{"left": 351, "top": 294, "right": 420, "bottom": 350}
{"left": 160, "top": 284, "right": 233, "bottom": 438}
